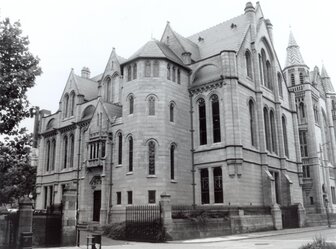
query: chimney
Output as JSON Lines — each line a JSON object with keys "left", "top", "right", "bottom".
{"left": 181, "top": 52, "right": 192, "bottom": 65}
{"left": 244, "top": 2, "right": 256, "bottom": 40}
{"left": 81, "top": 67, "right": 90, "bottom": 78}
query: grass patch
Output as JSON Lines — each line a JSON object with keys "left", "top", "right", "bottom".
{"left": 299, "top": 236, "right": 336, "bottom": 249}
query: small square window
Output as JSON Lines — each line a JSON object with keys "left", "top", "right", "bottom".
{"left": 117, "top": 192, "right": 121, "bottom": 205}
{"left": 148, "top": 190, "right": 156, "bottom": 204}
{"left": 127, "top": 191, "right": 133, "bottom": 205}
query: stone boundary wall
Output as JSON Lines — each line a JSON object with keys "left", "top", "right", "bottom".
{"left": 305, "top": 213, "right": 336, "bottom": 227}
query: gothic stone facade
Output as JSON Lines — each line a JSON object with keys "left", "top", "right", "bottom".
{"left": 34, "top": 2, "right": 336, "bottom": 224}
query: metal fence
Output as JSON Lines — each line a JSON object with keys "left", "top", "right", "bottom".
{"left": 125, "top": 205, "right": 164, "bottom": 242}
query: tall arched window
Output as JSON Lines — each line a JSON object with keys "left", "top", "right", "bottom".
{"left": 249, "top": 100, "right": 257, "bottom": 147}
{"left": 118, "top": 132, "right": 122, "bottom": 165}
{"left": 211, "top": 95, "right": 221, "bottom": 143}
{"left": 170, "top": 144, "right": 175, "bottom": 180}
{"left": 299, "top": 72, "right": 304, "bottom": 84}
{"left": 127, "top": 66, "right": 132, "bottom": 81}
{"left": 51, "top": 139, "right": 56, "bottom": 171}
{"left": 264, "top": 108, "right": 271, "bottom": 151}
{"left": 266, "top": 61, "right": 273, "bottom": 90}
{"left": 270, "top": 110, "right": 277, "bottom": 154}
{"left": 277, "top": 73, "right": 283, "bottom": 97}
{"left": 148, "top": 141, "right": 155, "bottom": 175}
{"left": 213, "top": 167, "right": 223, "bottom": 203}
{"left": 70, "top": 91, "right": 75, "bottom": 116}
{"left": 245, "top": 50, "right": 252, "bottom": 78}
{"left": 172, "top": 66, "right": 176, "bottom": 82}
{"left": 63, "top": 136, "right": 68, "bottom": 169}
{"left": 148, "top": 96, "right": 155, "bottom": 115}
{"left": 153, "top": 61, "right": 159, "bottom": 77}
{"left": 133, "top": 63, "right": 137, "bottom": 79}
{"left": 177, "top": 69, "right": 181, "bottom": 84}
{"left": 261, "top": 49, "right": 267, "bottom": 85}
{"left": 167, "top": 64, "right": 171, "bottom": 80}
{"left": 282, "top": 115, "right": 289, "bottom": 157}
{"left": 299, "top": 102, "right": 305, "bottom": 120}
{"left": 64, "top": 94, "right": 69, "bottom": 118}
{"left": 106, "top": 78, "right": 111, "bottom": 102}
{"left": 69, "top": 135, "right": 75, "bottom": 168}
{"left": 129, "top": 95, "right": 134, "bottom": 114}
{"left": 169, "top": 103, "right": 174, "bottom": 122}
{"left": 259, "top": 54, "right": 264, "bottom": 85}
{"left": 128, "top": 136, "right": 133, "bottom": 172}
{"left": 291, "top": 74, "right": 295, "bottom": 86}
{"left": 46, "top": 140, "right": 50, "bottom": 171}
{"left": 145, "top": 61, "right": 151, "bottom": 77}
{"left": 198, "top": 98, "right": 207, "bottom": 145}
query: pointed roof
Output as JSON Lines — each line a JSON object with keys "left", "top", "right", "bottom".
{"left": 320, "top": 64, "right": 335, "bottom": 93}
{"left": 122, "top": 40, "right": 184, "bottom": 66}
{"left": 285, "top": 31, "right": 305, "bottom": 68}
{"left": 188, "top": 14, "right": 249, "bottom": 58}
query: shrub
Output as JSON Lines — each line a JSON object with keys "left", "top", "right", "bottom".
{"left": 299, "top": 236, "right": 336, "bottom": 249}
{"left": 103, "top": 222, "right": 126, "bottom": 240}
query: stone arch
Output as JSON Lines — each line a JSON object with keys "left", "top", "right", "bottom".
{"left": 192, "top": 63, "right": 221, "bottom": 85}
{"left": 81, "top": 105, "right": 95, "bottom": 120}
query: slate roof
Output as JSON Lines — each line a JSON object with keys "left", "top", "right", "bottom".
{"left": 75, "top": 75, "right": 98, "bottom": 100}
{"left": 172, "top": 30, "right": 200, "bottom": 61}
{"left": 102, "top": 102, "right": 122, "bottom": 121}
{"left": 188, "top": 14, "right": 249, "bottom": 58}
{"left": 285, "top": 31, "right": 305, "bottom": 68}
{"left": 123, "top": 40, "right": 184, "bottom": 66}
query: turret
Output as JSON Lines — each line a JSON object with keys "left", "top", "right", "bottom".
{"left": 265, "top": 19, "right": 273, "bottom": 44}
{"left": 244, "top": 2, "right": 256, "bottom": 39}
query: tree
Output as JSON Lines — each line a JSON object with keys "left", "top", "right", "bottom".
{"left": 0, "top": 18, "right": 42, "bottom": 135}
{"left": 0, "top": 130, "right": 36, "bottom": 205}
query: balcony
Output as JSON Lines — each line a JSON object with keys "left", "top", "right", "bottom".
{"left": 302, "top": 177, "right": 313, "bottom": 191}
{"left": 87, "top": 158, "right": 105, "bottom": 169}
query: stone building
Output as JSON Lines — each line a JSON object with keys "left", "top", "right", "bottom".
{"left": 34, "top": 2, "right": 336, "bottom": 225}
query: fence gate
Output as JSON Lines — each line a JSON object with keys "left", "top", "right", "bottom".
{"left": 125, "top": 204, "right": 163, "bottom": 242}
{"left": 281, "top": 205, "right": 299, "bottom": 229}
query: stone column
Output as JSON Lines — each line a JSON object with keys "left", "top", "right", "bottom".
{"left": 18, "top": 196, "right": 33, "bottom": 249}
{"left": 160, "top": 193, "right": 172, "bottom": 239}
{"left": 271, "top": 204, "right": 283, "bottom": 230}
{"left": 195, "top": 168, "right": 201, "bottom": 205}
{"left": 297, "top": 203, "right": 306, "bottom": 227}
{"left": 208, "top": 167, "right": 214, "bottom": 204}
{"left": 100, "top": 175, "right": 107, "bottom": 225}
{"left": 62, "top": 186, "right": 77, "bottom": 246}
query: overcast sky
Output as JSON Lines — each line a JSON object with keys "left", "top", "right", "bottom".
{"left": 2, "top": 0, "right": 336, "bottom": 132}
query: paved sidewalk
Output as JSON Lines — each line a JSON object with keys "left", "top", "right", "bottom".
{"left": 35, "top": 225, "right": 335, "bottom": 248}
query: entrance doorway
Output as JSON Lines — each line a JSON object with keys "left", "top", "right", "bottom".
{"left": 93, "top": 190, "right": 101, "bottom": 222}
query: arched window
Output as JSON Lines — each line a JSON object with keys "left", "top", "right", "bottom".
{"left": 101, "top": 141, "right": 106, "bottom": 158}
{"left": 70, "top": 91, "right": 75, "bottom": 116}
{"left": 128, "top": 136, "right": 133, "bottom": 172}
{"left": 167, "top": 64, "right": 171, "bottom": 80}
{"left": 299, "top": 102, "right": 305, "bottom": 119}
{"left": 314, "top": 105, "right": 319, "bottom": 123}
{"left": 118, "top": 132, "right": 122, "bottom": 165}
{"left": 63, "top": 136, "right": 68, "bottom": 169}
{"left": 153, "top": 61, "right": 159, "bottom": 77}
{"left": 133, "top": 63, "right": 137, "bottom": 79}
{"left": 148, "top": 96, "right": 155, "bottom": 116}
{"left": 282, "top": 115, "right": 289, "bottom": 157}
{"left": 264, "top": 108, "right": 271, "bottom": 151}
{"left": 177, "top": 69, "right": 181, "bottom": 84}
{"left": 259, "top": 54, "right": 264, "bottom": 85}
{"left": 145, "top": 60, "right": 151, "bottom": 77}
{"left": 69, "top": 135, "right": 75, "bottom": 168}
{"left": 211, "top": 95, "right": 221, "bottom": 143}
{"left": 270, "top": 110, "right": 277, "bottom": 154}
{"left": 291, "top": 74, "right": 295, "bottom": 86}
{"left": 277, "top": 73, "right": 283, "bottom": 97}
{"left": 127, "top": 66, "right": 132, "bottom": 81}
{"left": 46, "top": 140, "right": 50, "bottom": 171}
{"left": 170, "top": 144, "right": 175, "bottom": 180}
{"left": 129, "top": 95, "right": 134, "bottom": 114}
{"left": 148, "top": 141, "right": 155, "bottom": 175}
{"left": 200, "top": 168, "right": 209, "bottom": 204}
{"left": 245, "top": 50, "right": 252, "bottom": 78}
{"left": 299, "top": 72, "right": 304, "bottom": 84}
{"left": 169, "top": 103, "right": 174, "bottom": 122}
{"left": 172, "top": 66, "right": 176, "bottom": 82}
{"left": 266, "top": 61, "right": 273, "bottom": 90}
{"left": 198, "top": 98, "right": 207, "bottom": 145}
{"left": 51, "top": 139, "right": 56, "bottom": 171}
{"left": 261, "top": 49, "right": 267, "bottom": 85}
{"left": 249, "top": 100, "right": 257, "bottom": 147}
{"left": 106, "top": 78, "right": 111, "bottom": 102}
{"left": 64, "top": 94, "right": 69, "bottom": 118}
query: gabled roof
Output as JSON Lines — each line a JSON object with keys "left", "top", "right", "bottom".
{"left": 122, "top": 40, "right": 184, "bottom": 66}
{"left": 187, "top": 14, "right": 249, "bottom": 58}
{"left": 74, "top": 74, "right": 98, "bottom": 100}
{"left": 285, "top": 31, "right": 305, "bottom": 68}
{"left": 102, "top": 102, "right": 122, "bottom": 121}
